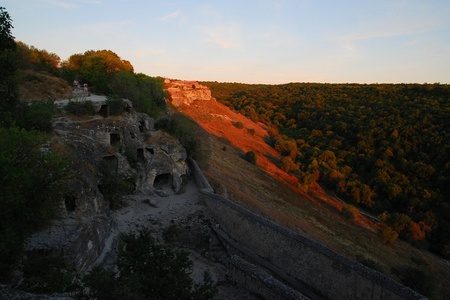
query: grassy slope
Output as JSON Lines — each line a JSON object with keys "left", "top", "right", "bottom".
{"left": 177, "top": 98, "right": 450, "bottom": 299}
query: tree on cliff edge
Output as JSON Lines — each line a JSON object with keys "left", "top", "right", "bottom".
{"left": 0, "top": 6, "right": 19, "bottom": 117}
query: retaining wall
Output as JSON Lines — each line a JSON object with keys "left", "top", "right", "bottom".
{"left": 188, "top": 158, "right": 426, "bottom": 300}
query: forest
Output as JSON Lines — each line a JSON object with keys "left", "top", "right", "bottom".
{"left": 202, "top": 81, "right": 450, "bottom": 258}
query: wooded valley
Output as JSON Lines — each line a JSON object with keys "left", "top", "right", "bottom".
{"left": 203, "top": 81, "right": 450, "bottom": 258}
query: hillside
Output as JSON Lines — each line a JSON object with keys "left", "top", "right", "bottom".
{"left": 201, "top": 82, "right": 450, "bottom": 258}
{"left": 167, "top": 80, "right": 450, "bottom": 298}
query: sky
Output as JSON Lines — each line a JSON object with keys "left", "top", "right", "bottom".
{"left": 4, "top": 0, "right": 450, "bottom": 84}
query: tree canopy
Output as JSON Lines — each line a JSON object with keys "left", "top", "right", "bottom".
{"left": 203, "top": 81, "right": 450, "bottom": 257}
{"left": 61, "top": 49, "right": 133, "bottom": 94}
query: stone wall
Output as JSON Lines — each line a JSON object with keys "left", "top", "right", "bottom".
{"left": 188, "top": 158, "right": 426, "bottom": 300}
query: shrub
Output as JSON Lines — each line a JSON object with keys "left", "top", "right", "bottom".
{"left": 245, "top": 151, "right": 257, "bottom": 165}
{"left": 379, "top": 225, "right": 398, "bottom": 245}
{"left": 19, "top": 252, "right": 79, "bottom": 294}
{"left": 66, "top": 100, "right": 95, "bottom": 116}
{"left": 106, "top": 96, "right": 125, "bottom": 115}
{"left": 15, "top": 100, "right": 55, "bottom": 132}
{"left": 83, "top": 230, "right": 216, "bottom": 300}
{"left": 341, "top": 204, "right": 359, "bottom": 220}
{"left": 0, "top": 127, "right": 72, "bottom": 276}
{"left": 98, "top": 160, "right": 135, "bottom": 209}
{"left": 233, "top": 121, "right": 244, "bottom": 129}
{"left": 156, "top": 113, "right": 210, "bottom": 163}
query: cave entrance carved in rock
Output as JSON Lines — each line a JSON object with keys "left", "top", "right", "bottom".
{"left": 109, "top": 133, "right": 120, "bottom": 147}
{"left": 98, "top": 104, "right": 109, "bottom": 118}
{"left": 153, "top": 173, "right": 172, "bottom": 189}
{"left": 64, "top": 195, "right": 76, "bottom": 213}
{"left": 139, "top": 121, "right": 146, "bottom": 133}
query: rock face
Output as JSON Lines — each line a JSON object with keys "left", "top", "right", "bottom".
{"left": 25, "top": 96, "right": 189, "bottom": 271}
{"left": 164, "top": 78, "right": 213, "bottom": 106}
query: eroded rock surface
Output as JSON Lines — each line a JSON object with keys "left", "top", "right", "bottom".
{"left": 25, "top": 96, "right": 189, "bottom": 271}
{"left": 164, "top": 78, "right": 213, "bottom": 106}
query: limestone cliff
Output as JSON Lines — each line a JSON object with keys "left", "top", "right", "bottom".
{"left": 164, "top": 78, "right": 213, "bottom": 106}
{"left": 25, "top": 95, "right": 189, "bottom": 271}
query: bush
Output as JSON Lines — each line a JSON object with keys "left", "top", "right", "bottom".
{"left": 108, "top": 72, "right": 166, "bottom": 118}
{"left": 98, "top": 160, "right": 135, "bottom": 209}
{"left": 379, "top": 225, "right": 398, "bottom": 245}
{"left": 156, "top": 113, "right": 210, "bottom": 163}
{"left": 15, "top": 100, "right": 55, "bottom": 132}
{"left": 19, "top": 252, "right": 79, "bottom": 294}
{"left": 244, "top": 151, "right": 257, "bottom": 165}
{"left": 106, "top": 96, "right": 125, "bottom": 115}
{"left": 341, "top": 204, "right": 359, "bottom": 220}
{"left": 83, "top": 230, "right": 216, "bottom": 300}
{"left": 0, "top": 127, "right": 71, "bottom": 276}
{"left": 247, "top": 128, "right": 256, "bottom": 135}
{"left": 233, "top": 121, "right": 244, "bottom": 129}
{"left": 66, "top": 100, "right": 95, "bottom": 116}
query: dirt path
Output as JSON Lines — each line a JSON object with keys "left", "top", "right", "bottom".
{"left": 97, "top": 179, "right": 258, "bottom": 299}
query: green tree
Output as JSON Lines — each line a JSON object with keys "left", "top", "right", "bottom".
{"left": 108, "top": 72, "right": 166, "bottom": 117}
{"left": 14, "top": 100, "right": 55, "bottom": 132}
{"left": 15, "top": 42, "right": 60, "bottom": 74}
{"left": 0, "top": 127, "right": 71, "bottom": 276}
{"left": 83, "top": 230, "right": 216, "bottom": 300}
{"left": 0, "top": 6, "right": 18, "bottom": 116}
{"left": 62, "top": 49, "right": 134, "bottom": 95}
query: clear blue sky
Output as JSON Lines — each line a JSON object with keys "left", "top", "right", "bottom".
{"left": 4, "top": 0, "right": 450, "bottom": 84}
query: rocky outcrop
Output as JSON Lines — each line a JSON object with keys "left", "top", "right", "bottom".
{"left": 164, "top": 78, "right": 213, "bottom": 106}
{"left": 25, "top": 96, "right": 189, "bottom": 271}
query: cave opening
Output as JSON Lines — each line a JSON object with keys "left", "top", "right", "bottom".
{"left": 139, "top": 121, "right": 146, "bottom": 133}
{"left": 109, "top": 133, "right": 120, "bottom": 147}
{"left": 64, "top": 195, "right": 76, "bottom": 212}
{"left": 98, "top": 104, "right": 109, "bottom": 118}
{"left": 137, "top": 148, "right": 145, "bottom": 162}
{"left": 153, "top": 173, "right": 171, "bottom": 189}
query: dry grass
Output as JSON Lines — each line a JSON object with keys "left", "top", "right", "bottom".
{"left": 18, "top": 70, "right": 72, "bottom": 102}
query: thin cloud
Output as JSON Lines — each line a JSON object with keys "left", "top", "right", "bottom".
{"left": 329, "top": 9, "right": 443, "bottom": 61}
{"left": 45, "top": 0, "right": 102, "bottom": 9}
{"left": 161, "top": 10, "right": 182, "bottom": 21}
{"left": 202, "top": 24, "right": 242, "bottom": 49}
{"left": 79, "top": 0, "right": 102, "bottom": 3}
